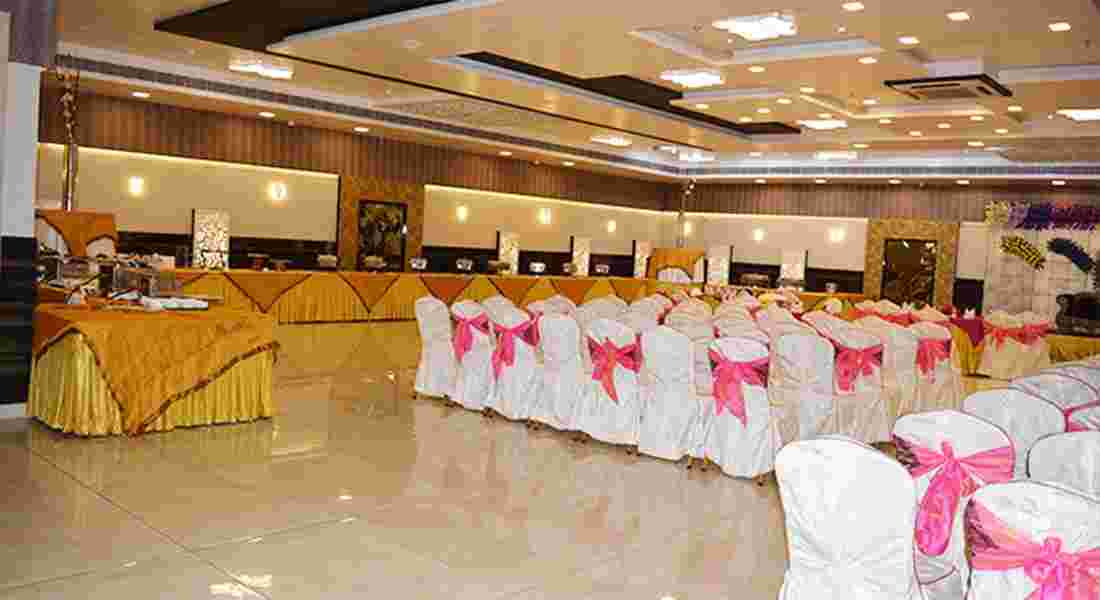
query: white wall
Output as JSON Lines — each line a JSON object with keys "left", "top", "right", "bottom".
{"left": 423, "top": 185, "right": 672, "bottom": 254}
{"left": 36, "top": 144, "right": 340, "bottom": 241}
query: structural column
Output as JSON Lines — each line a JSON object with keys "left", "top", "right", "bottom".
{"left": 0, "top": 1, "right": 56, "bottom": 410}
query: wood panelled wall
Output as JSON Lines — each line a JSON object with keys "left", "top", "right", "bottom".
{"left": 685, "top": 183, "right": 1100, "bottom": 222}
{"left": 37, "top": 87, "right": 674, "bottom": 211}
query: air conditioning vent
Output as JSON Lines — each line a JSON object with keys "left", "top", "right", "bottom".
{"left": 885, "top": 74, "right": 1012, "bottom": 101}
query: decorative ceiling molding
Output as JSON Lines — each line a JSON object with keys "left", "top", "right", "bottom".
{"left": 628, "top": 30, "right": 883, "bottom": 67}
{"left": 273, "top": 0, "right": 505, "bottom": 48}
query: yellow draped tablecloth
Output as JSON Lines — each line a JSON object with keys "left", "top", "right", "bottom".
{"left": 29, "top": 305, "right": 277, "bottom": 436}
{"left": 1048, "top": 334, "right": 1100, "bottom": 364}
{"left": 646, "top": 248, "right": 705, "bottom": 279}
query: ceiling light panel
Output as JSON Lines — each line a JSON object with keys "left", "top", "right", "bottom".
{"left": 229, "top": 56, "right": 294, "bottom": 80}
{"left": 842, "top": 2, "right": 865, "bottom": 11}
{"left": 1057, "top": 109, "right": 1100, "bottom": 121}
{"left": 946, "top": 11, "right": 971, "bottom": 22}
{"left": 798, "top": 119, "right": 848, "bottom": 130}
{"left": 659, "top": 68, "right": 725, "bottom": 88}
{"left": 815, "top": 151, "right": 859, "bottom": 160}
{"left": 713, "top": 12, "right": 797, "bottom": 42}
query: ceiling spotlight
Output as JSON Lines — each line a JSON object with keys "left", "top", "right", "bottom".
{"left": 694, "top": 103, "right": 710, "bottom": 109}
{"left": 563, "top": 161, "right": 575, "bottom": 166}
{"left": 818, "top": 113, "right": 834, "bottom": 119}
{"left": 660, "top": 68, "right": 725, "bottom": 89}
{"left": 131, "top": 91, "right": 151, "bottom": 99}
{"left": 995, "top": 128, "right": 1009, "bottom": 134}
{"left": 499, "top": 150, "right": 513, "bottom": 156}
{"left": 852, "top": 143, "right": 870, "bottom": 149}
{"left": 1052, "top": 180, "right": 1067, "bottom": 186}
{"left": 590, "top": 134, "right": 632, "bottom": 147}
{"left": 879, "top": 118, "right": 893, "bottom": 124}
{"left": 970, "top": 115, "right": 986, "bottom": 121}
{"left": 354, "top": 126, "right": 370, "bottom": 133}
{"left": 748, "top": 65, "right": 766, "bottom": 73}
{"left": 946, "top": 11, "right": 971, "bottom": 22}
{"left": 800, "top": 87, "right": 817, "bottom": 94}
{"left": 258, "top": 111, "right": 276, "bottom": 118}
{"left": 836, "top": 26, "right": 847, "bottom": 33}
{"left": 863, "top": 98, "right": 878, "bottom": 105}
{"left": 858, "top": 56, "right": 878, "bottom": 65}
{"left": 815, "top": 151, "right": 859, "bottom": 160}
{"left": 713, "top": 12, "right": 797, "bottom": 42}
{"left": 754, "top": 178, "right": 767, "bottom": 184}
{"left": 749, "top": 151, "right": 764, "bottom": 157}
{"left": 1049, "top": 22, "right": 1072, "bottom": 32}
{"left": 815, "top": 178, "right": 828, "bottom": 184}
{"left": 739, "top": 116, "right": 754, "bottom": 122}
{"left": 842, "top": 2, "right": 865, "bottom": 11}
{"left": 968, "top": 141, "right": 985, "bottom": 147}
{"left": 1007, "top": 105, "right": 1023, "bottom": 112}
{"left": 889, "top": 179, "right": 902, "bottom": 184}
{"left": 777, "top": 98, "right": 793, "bottom": 105}
{"left": 956, "top": 179, "right": 971, "bottom": 185}
{"left": 757, "top": 107, "right": 772, "bottom": 114}
{"left": 909, "top": 130, "right": 923, "bottom": 136}
{"left": 938, "top": 123, "right": 952, "bottom": 129}
{"left": 898, "top": 36, "right": 920, "bottom": 45}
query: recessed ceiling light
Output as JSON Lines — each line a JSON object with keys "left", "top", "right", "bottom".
{"left": 938, "top": 123, "right": 952, "bottom": 129}
{"left": 755, "top": 178, "right": 767, "bottom": 184}
{"left": 995, "top": 128, "right": 1009, "bottom": 134}
{"left": 798, "top": 119, "right": 849, "bottom": 130}
{"left": 739, "top": 116, "right": 754, "bottom": 123}
{"left": 800, "top": 87, "right": 817, "bottom": 94}
{"left": 898, "top": 36, "right": 920, "bottom": 45}
{"left": 713, "top": 12, "right": 797, "bottom": 42}
{"left": 818, "top": 113, "right": 834, "bottom": 119}
{"left": 1052, "top": 180, "right": 1067, "bottom": 186}
{"left": 858, "top": 56, "right": 878, "bottom": 65}
{"left": 563, "top": 161, "right": 575, "bottom": 167}
{"left": 842, "top": 2, "right": 865, "bottom": 11}
{"left": 1049, "top": 22, "right": 1072, "bottom": 32}
{"left": 863, "top": 98, "right": 878, "bottom": 105}
{"left": 815, "top": 151, "right": 859, "bottom": 160}
{"left": 749, "top": 151, "right": 764, "bottom": 157}
{"left": 1056, "top": 109, "right": 1100, "bottom": 121}
{"left": 879, "top": 118, "right": 893, "bottom": 124}
{"left": 776, "top": 98, "right": 793, "bottom": 105}
{"left": 660, "top": 68, "right": 725, "bottom": 89}
{"left": 852, "top": 143, "right": 870, "bottom": 149}
{"left": 590, "top": 134, "right": 632, "bottom": 147}
{"left": 131, "top": 91, "right": 151, "bottom": 99}
{"left": 889, "top": 179, "right": 902, "bottom": 184}
{"left": 694, "top": 104, "right": 710, "bottom": 110}
{"left": 499, "top": 151, "right": 513, "bottom": 156}
{"left": 968, "top": 141, "right": 985, "bottom": 147}
{"left": 258, "top": 111, "right": 276, "bottom": 118}
{"left": 946, "top": 11, "right": 971, "bottom": 22}
{"left": 909, "top": 130, "right": 923, "bottom": 136}
{"left": 679, "top": 150, "right": 716, "bottom": 163}
{"left": 956, "top": 179, "right": 971, "bottom": 185}
{"left": 757, "top": 107, "right": 772, "bottom": 114}
{"left": 815, "top": 178, "right": 828, "bottom": 184}
{"left": 354, "top": 126, "right": 370, "bottom": 133}
{"left": 1007, "top": 105, "right": 1023, "bottom": 112}
{"left": 748, "top": 65, "right": 766, "bottom": 73}
{"left": 970, "top": 115, "right": 986, "bottom": 121}
{"left": 836, "top": 26, "right": 847, "bottom": 33}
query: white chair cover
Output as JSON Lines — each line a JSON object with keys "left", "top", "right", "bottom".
{"left": 734, "top": 291, "right": 761, "bottom": 308}
{"left": 618, "top": 310, "right": 659, "bottom": 334}
{"left": 913, "top": 305, "right": 950, "bottom": 323}
{"left": 697, "top": 337, "right": 780, "bottom": 477}
{"left": 637, "top": 327, "right": 701, "bottom": 461}
{"left": 450, "top": 300, "right": 495, "bottom": 411}
{"left": 530, "top": 314, "right": 585, "bottom": 431}
{"left": 821, "top": 324, "right": 892, "bottom": 444}
{"left": 482, "top": 294, "right": 515, "bottom": 311}
{"left": 893, "top": 410, "right": 1016, "bottom": 600}
{"left": 546, "top": 294, "right": 577, "bottom": 314}
{"left": 714, "top": 304, "right": 752, "bottom": 321}
{"left": 1028, "top": 431, "right": 1100, "bottom": 499}
{"left": 677, "top": 297, "right": 712, "bottom": 316}
{"left": 978, "top": 311, "right": 1051, "bottom": 379}
{"left": 875, "top": 299, "right": 903, "bottom": 315}
{"left": 965, "top": 481, "right": 1100, "bottom": 600}
{"left": 657, "top": 268, "right": 692, "bottom": 283}
{"left": 484, "top": 305, "right": 541, "bottom": 420}
{"left": 1045, "top": 363, "right": 1100, "bottom": 391}
{"left": 647, "top": 294, "right": 674, "bottom": 309}
{"left": 769, "top": 332, "right": 835, "bottom": 443}
{"left": 1012, "top": 372, "right": 1100, "bottom": 432}
{"left": 963, "top": 389, "right": 1066, "bottom": 478}
{"left": 413, "top": 296, "right": 456, "bottom": 398}
{"left": 909, "top": 321, "right": 964, "bottom": 412}
{"left": 856, "top": 316, "right": 919, "bottom": 417}
{"left": 714, "top": 320, "right": 769, "bottom": 345}
{"left": 572, "top": 318, "right": 642, "bottom": 446}
{"left": 776, "top": 437, "right": 922, "bottom": 600}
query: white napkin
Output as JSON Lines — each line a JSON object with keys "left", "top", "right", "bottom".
{"left": 964, "top": 309, "right": 977, "bottom": 319}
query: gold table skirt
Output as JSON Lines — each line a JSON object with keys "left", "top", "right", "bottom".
{"left": 29, "top": 332, "right": 274, "bottom": 437}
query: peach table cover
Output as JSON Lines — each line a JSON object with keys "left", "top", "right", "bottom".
{"left": 35, "top": 209, "right": 118, "bottom": 257}
{"left": 646, "top": 248, "right": 705, "bottom": 279}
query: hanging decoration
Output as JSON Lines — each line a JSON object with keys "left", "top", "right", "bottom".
{"left": 984, "top": 201, "right": 1011, "bottom": 226}
{"left": 987, "top": 200, "right": 1100, "bottom": 230}
{"left": 53, "top": 56, "right": 81, "bottom": 212}
{"left": 1047, "top": 238, "right": 1095, "bottom": 273}
{"left": 1000, "top": 235, "right": 1045, "bottom": 270}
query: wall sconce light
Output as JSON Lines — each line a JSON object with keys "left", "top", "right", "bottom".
{"left": 268, "top": 181, "right": 288, "bottom": 203}
{"left": 683, "top": 222, "right": 693, "bottom": 236}
{"left": 828, "top": 227, "right": 847, "bottom": 243}
{"left": 456, "top": 205, "right": 469, "bottom": 222}
{"left": 752, "top": 228, "right": 766, "bottom": 242}
{"left": 537, "top": 207, "right": 552, "bottom": 225}
{"left": 606, "top": 220, "right": 617, "bottom": 234}
{"left": 128, "top": 176, "right": 145, "bottom": 197}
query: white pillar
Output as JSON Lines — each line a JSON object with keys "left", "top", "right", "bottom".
{"left": 0, "top": 60, "right": 41, "bottom": 240}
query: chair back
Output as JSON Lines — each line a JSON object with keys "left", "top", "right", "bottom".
{"left": 415, "top": 296, "right": 453, "bottom": 344}
{"left": 1012, "top": 372, "right": 1100, "bottom": 431}
{"left": 1028, "top": 431, "right": 1100, "bottom": 500}
{"left": 539, "top": 314, "right": 581, "bottom": 370}
{"left": 963, "top": 389, "right": 1065, "bottom": 478}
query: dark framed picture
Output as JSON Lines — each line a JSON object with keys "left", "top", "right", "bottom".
{"left": 357, "top": 200, "right": 407, "bottom": 271}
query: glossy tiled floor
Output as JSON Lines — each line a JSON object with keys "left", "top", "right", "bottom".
{"left": 0, "top": 323, "right": 791, "bottom": 599}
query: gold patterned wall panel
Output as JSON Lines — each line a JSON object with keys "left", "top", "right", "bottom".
{"left": 339, "top": 176, "right": 424, "bottom": 271}
{"left": 864, "top": 219, "right": 959, "bottom": 307}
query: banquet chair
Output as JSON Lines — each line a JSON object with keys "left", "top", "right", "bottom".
{"left": 637, "top": 326, "right": 701, "bottom": 461}
{"left": 657, "top": 268, "right": 693, "bottom": 283}
{"left": 856, "top": 316, "right": 919, "bottom": 417}
{"left": 714, "top": 320, "right": 769, "bottom": 345}
{"left": 768, "top": 332, "right": 835, "bottom": 443}
{"left": 482, "top": 294, "right": 515, "bottom": 312}
{"left": 545, "top": 294, "right": 577, "bottom": 314}
{"left": 1028, "top": 431, "right": 1100, "bottom": 499}
{"left": 665, "top": 314, "right": 716, "bottom": 396}
{"left": 913, "top": 305, "right": 950, "bottom": 324}
{"left": 530, "top": 314, "right": 585, "bottom": 431}
{"left": 484, "top": 304, "right": 542, "bottom": 421}
{"left": 963, "top": 389, "right": 1065, "bottom": 478}
{"left": 450, "top": 300, "right": 496, "bottom": 411}
{"left": 714, "top": 304, "right": 752, "bottom": 321}
{"left": 822, "top": 324, "right": 892, "bottom": 444}
{"left": 978, "top": 310, "right": 1051, "bottom": 380}
{"left": 697, "top": 337, "right": 781, "bottom": 478}
{"left": 618, "top": 310, "right": 659, "bottom": 335}
{"left": 964, "top": 481, "right": 1100, "bottom": 600}
{"left": 572, "top": 318, "right": 643, "bottom": 447}
{"left": 1013, "top": 371, "right": 1100, "bottom": 431}
{"left": 909, "top": 321, "right": 963, "bottom": 412}
{"left": 647, "top": 293, "right": 674, "bottom": 310}
{"left": 413, "top": 296, "right": 457, "bottom": 399}
{"left": 1045, "top": 363, "right": 1100, "bottom": 390}
{"left": 524, "top": 299, "right": 550, "bottom": 316}
{"left": 776, "top": 436, "right": 923, "bottom": 600}
{"left": 892, "top": 410, "right": 1015, "bottom": 600}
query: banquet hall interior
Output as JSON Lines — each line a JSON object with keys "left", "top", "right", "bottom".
{"left": 4, "top": 0, "right": 1100, "bottom": 598}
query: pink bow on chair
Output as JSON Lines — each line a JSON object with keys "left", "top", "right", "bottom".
{"left": 916, "top": 338, "right": 952, "bottom": 380}
{"left": 452, "top": 314, "right": 490, "bottom": 362}
{"left": 965, "top": 500, "right": 1100, "bottom": 600}
{"left": 895, "top": 438, "right": 1013, "bottom": 556}
{"left": 832, "top": 342, "right": 883, "bottom": 392}
{"left": 709, "top": 350, "right": 768, "bottom": 426}
{"left": 588, "top": 338, "right": 641, "bottom": 403}
{"left": 491, "top": 316, "right": 540, "bottom": 380}
{"left": 1062, "top": 401, "right": 1100, "bottom": 432}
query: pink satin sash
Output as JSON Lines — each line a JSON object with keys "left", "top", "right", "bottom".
{"left": 882, "top": 312, "right": 914, "bottom": 326}
{"left": 1063, "top": 401, "right": 1100, "bottom": 432}
{"left": 491, "top": 316, "right": 540, "bottom": 380}
{"left": 987, "top": 322, "right": 1049, "bottom": 348}
{"left": 588, "top": 337, "right": 641, "bottom": 403}
{"left": 709, "top": 350, "right": 768, "bottom": 426}
{"left": 452, "top": 313, "right": 490, "bottom": 362}
{"left": 917, "top": 338, "right": 953, "bottom": 380}
{"left": 965, "top": 500, "right": 1100, "bottom": 600}
{"left": 832, "top": 341, "right": 883, "bottom": 392}
{"left": 895, "top": 437, "right": 1013, "bottom": 556}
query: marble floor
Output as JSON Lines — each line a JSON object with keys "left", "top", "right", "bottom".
{"left": 0, "top": 323, "right": 796, "bottom": 599}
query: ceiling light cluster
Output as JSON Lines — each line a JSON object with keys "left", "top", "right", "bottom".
{"left": 1049, "top": 22, "right": 1071, "bottom": 32}
{"left": 713, "top": 12, "right": 797, "bottom": 42}
{"left": 660, "top": 68, "right": 724, "bottom": 89}
{"left": 898, "top": 36, "right": 920, "bottom": 45}
{"left": 946, "top": 11, "right": 971, "bottom": 22}
{"left": 798, "top": 119, "right": 849, "bottom": 130}
{"left": 229, "top": 56, "right": 294, "bottom": 80}
{"left": 1057, "top": 109, "right": 1100, "bottom": 121}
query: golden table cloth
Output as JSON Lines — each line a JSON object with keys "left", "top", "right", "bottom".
{"left": 30, "top": 305, "right": 277, "bottom": 436}
{"left": 1048, "top": 334, "right": 1100, "bottom": 364}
